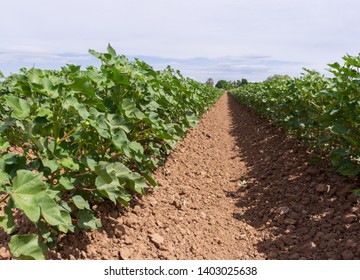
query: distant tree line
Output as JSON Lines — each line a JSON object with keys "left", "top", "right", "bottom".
{"left": 205, "top": 78, "right": 248, "bottom": 89}
{"left": 205, "top": 75, "right": 290, "bottom": 89}
{"left": 212, "top": 79, "right": 248, "bottom": 89}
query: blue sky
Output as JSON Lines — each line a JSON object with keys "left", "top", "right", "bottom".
{"left": 1, "top": 0, "right": 359, "bottom": 82}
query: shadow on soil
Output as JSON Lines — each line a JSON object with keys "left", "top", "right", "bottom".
{"left": 226, "top": 93, "right": 360, "bottom": 260}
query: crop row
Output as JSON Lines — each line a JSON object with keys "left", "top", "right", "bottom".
{"left": 231, "top": 54, "right": 360, "bottom": 178}
{"left": 0, "top": 45, "right": 222, "bottom": 259}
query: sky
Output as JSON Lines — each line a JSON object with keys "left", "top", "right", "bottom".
{"left": 0, "top": 0, "right": 359, "bottom": 82}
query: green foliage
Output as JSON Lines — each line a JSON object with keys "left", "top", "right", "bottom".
{"left": 228, "top": 79, "right": 248, "bottom": 88}
{"left": 0, "top": 44, "right": 223, "bottom": 259}
{"left": 265, "top": 74, "right": 291, "bottom": 82}
{"left": 215, "top": 79, "right": 248, "bottom": 90}
{"left": 215, "top": 79, "right": 229, "bottom": 89}
{"left": 232, "top": 54, "right": 360, "bottom": 179}
{"left": 9, "top": 234, "right": 45, "bottom": 260}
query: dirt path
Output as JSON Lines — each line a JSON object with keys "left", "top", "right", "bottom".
{"left": 45, "top": 93, "right": 360, "bottom": 259}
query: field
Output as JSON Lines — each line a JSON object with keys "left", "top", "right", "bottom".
{"left": 0, "top": 48, "right": 359, "bottom": 260}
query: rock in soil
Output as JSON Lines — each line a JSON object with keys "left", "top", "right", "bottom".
{"left": 342, "top": 250, "right": 354, "bottom": 260}
{"left": 149, "top": 233, "right": 164, "bottom": 248}
{"left": 276, "top": 206, "right": 290, "bottom": 215}
{"left": 0, "top": 247, "right": 11, "bottom": 260}
{"left": 343, "top": 214, "right": 357, "bottom": 224}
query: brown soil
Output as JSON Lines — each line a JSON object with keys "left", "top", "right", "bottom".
{"left": 1, "top": 93, "right": 360, "bottom": 260}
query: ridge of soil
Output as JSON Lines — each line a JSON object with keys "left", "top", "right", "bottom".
{"left": 1, "top": 93, "right": 359, "bottom": 260}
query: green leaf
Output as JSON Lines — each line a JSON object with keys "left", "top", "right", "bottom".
{"left": 60, "top": 158, "right": 79, "bottom": 171}
{"left": 121, "top": 98, "right": 137, "bottom": 116}
{"left": 128, "top": 172, "right": 147, "bottom": 194}
{"left": 59, "top": 176, "right": 75, "bottom": 190}
{"left": 108, "top": 114, "right": 132, "bottom": 133}
{"left": 89, "top": 119, "right": 110, "bottom": 139}
{"left": 94, "top": 161, "right": 132, "bottom": 204}
{"left": 143, "top": 173, "right": 158, "bottom": 188}
{"left": 331, "top": 122, "right": 348, "bottom": 135}
{"left": 0, "top": 118, "right": 16, "bottom": 133}
{"left": 37, "top": 107, "right": 53, "bottom": 118}
{"left": 41, "top": 77, "right": 59, "bottom": 98}
{"left": 37, "top": 221, "right": 52, "bottom": 241}
{"left": 186, "top": 111, "right": 199, "bottom": 127}
{"left": 2, "top": 153, "right": 20, "bottom": 165}
{"left": 112, "top": 68, "right": 130, "bottom": 85}
{"left": 95, "top": 161, "right": 117, "bottom": 184}
{"left": 67, "top": 96, "right": 90, "bottom": 119}
{"left": 37, "top": 220, "right": 57, "bottom": 247}
{"left": 42, "top": 158, "right": 59, "bottom": 173}
{"left": 96, "top": 180, "right": 117, "bottom": 201}
{"left": 353, "top": 189, "right": 360, "bottom": 196}
{"left": 71, "top": 195, "right": 90, "bottom": 210}
{"left": 81, "top": 157, "right": 97, "bottom": 172}
{"left": 6, "top": 170, "right": 45, "bottom": 222}
{"left": 9, "top": 234, "right": 45, "bottom": 260}
{"left": 70, "top": 77, "right": 96, "bottom": 96}
{"left": 111, "top": 162, "right": 132, "bottom": 178}
{"left": 45, "top": 188, "right": 59, "bottom": 199}
{"left": 0, "top": 170, "right": 9, "bottom": 185}
{"left": 329, "top": 109, "right": 339, "bottom": 116}
{"left": 0, "top": 199, "right": 16, "bottom": 234}
{"left": 4, "top": 95, "right": 31, "bottom": 120}
{"left": 107, "top": 44, "right": 117, "bottom": 57}
{"left": 337, "top": 163, "right": 360, "bottom": 177}
{"left": 27, "top": 68, "right": 43, "bottom": 85}
{"left": 111, "top": 129, "right": 129, "bottom": 150}
{"left": 89, "top": 49, "right": 103, "bottom": 60}
{"left": 0, "top": 138, "right": 10, "bottom": 150}
{"left": 58, "top": 210, "right": 75, "bottom": 233}
{"left": 129, "top": 141, "right": 144, "bottom": 154}
{"left": 115, "top": 193, "right": 133, "bottom": 205}
{"left": 134, "top": 110, "right": 145, "bottom": 120}
{"left": 308, "top": 156, "right": 322, "bottom": 165}
{"left": 76, "top": 209, "right": 101, "bottom": 230}
{"left": 37, "top": 194, "right": 65, "bottom": 226}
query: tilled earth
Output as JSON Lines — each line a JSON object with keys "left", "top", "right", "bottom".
{"left": 1, "top": 93, "right": 360, "bottom": 260}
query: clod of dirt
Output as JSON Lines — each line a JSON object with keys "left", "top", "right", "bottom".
{"left": 133, "top": 205, "right": 142, "bottom": 215}
{"left": 0, "top": 247, "right": 10, "bottom": 260}
{"left": 114, "top": 225, "right": 126, "bottom": 238}
{"left": 343, "top": 214, "right": 357, "bottom": 224}
{"left": 149, "top": 233, "right": 164, "bottom": 248}
{"left": 342, "top": 250, "right": 354, "bottom": 260}
{"left": 306, "top": 166, "right": 319, "bottom": 176}
{"left": 123, "top": 236, "right": 134, "bottom": 245}
{"left": 276, "top": 206, "right": 290, "bottom": 215}
{"left": 199, "top": 211, "right": 207, "bottom": 219}
{"left": 316, "top": 184, "right": 329, "bottom": 193}
{"left": 119, "top": 247, "right": 132, "bottom": 260}
{"left": 284, "top": 218, "right": 297, "bottom": 225}
{"left": 347, "top": 193, "right": 359, "bottom": 203}
{"left": 302, "top": 241, "right": 317, "bottom": 251}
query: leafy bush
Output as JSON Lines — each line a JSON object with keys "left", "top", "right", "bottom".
{"left": 232, "top": 54, "right": 360, "bottom": 178}
{"left": 0, "top": 45, "right": 223, "bottom": 259}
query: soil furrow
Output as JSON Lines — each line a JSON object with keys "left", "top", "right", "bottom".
{"left": 44, "top": 93, "right": 360, "bottom": 260}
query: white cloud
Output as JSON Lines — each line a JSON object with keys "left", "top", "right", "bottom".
{"left": 0, "top": 0, "right": 359, "bottom": 81}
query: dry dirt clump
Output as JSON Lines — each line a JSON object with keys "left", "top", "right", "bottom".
{"left": 2, "top": 93, "right": 360, "bottom": 260}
